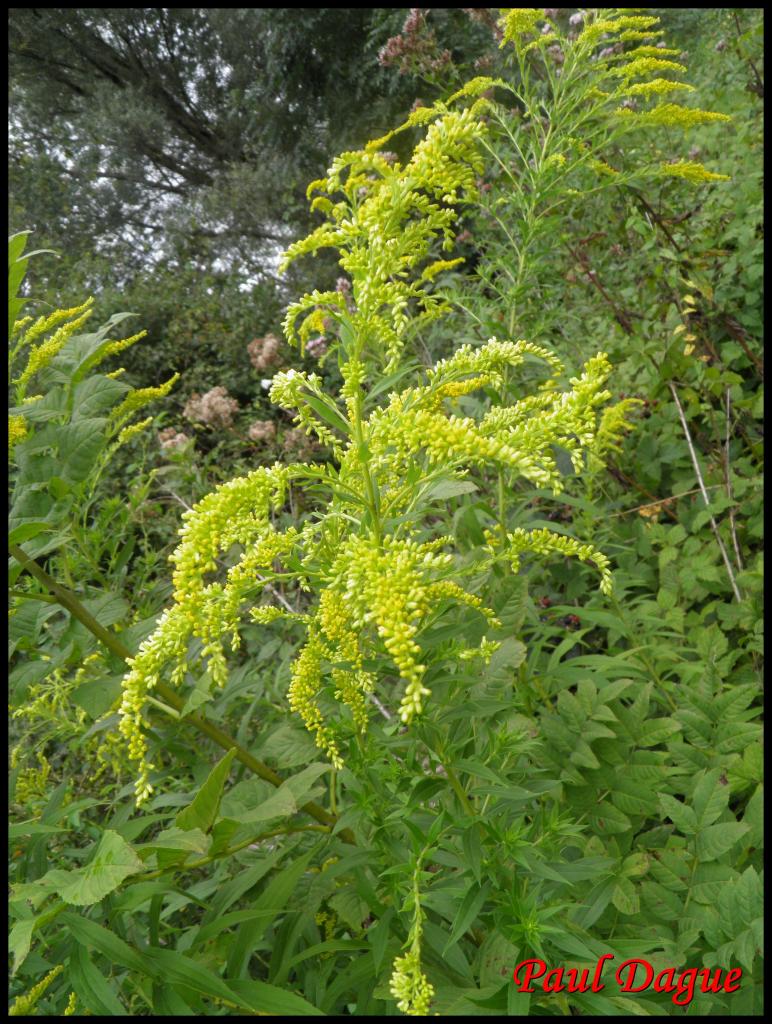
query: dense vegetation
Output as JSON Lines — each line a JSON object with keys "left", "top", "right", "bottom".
{"left": 9, "top": 8, "right": 763, "bottom": 1017}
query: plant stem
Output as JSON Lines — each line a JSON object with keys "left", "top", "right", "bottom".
{"left": 9, "top": 543, "right": 355, "bottom": 844}
{"left": 667, "top": 384, "right": 744, "bottom": 602}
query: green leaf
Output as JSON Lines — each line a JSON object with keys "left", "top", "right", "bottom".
{"left": 226, "top": 845, "right": 318, "bottom": 977}
{"left": 425, "top": 478, "right": 479, "bottom": 500}
{"left": 14, "top": 830, "right": 143, "bottom": 907}
{"left": 69, "top": 942, "right": 126, "bottom": 1015}
{"left": 71, "top": 374, "right": 129, "bottom": 419}
{"left": 9, "top": 821, "right": 67, "bottom": 839}
{"left": 696, "top": 822, "right": 749, "bottom": 862}
{"left": 139, "top": 827, "right": 211, "bottom": 857}
{"left": 637, "top": 717, "right": 682, "bottom": 747}
{"left": 176, "top": 748, "right": 236, "bottom": 833}
{"left": 258, "top": 723, "right": 319, "bottom": 768}
{"left": 692, "top": 769, "right": 730, "bottom": 828}
{"left": 611, "top": 877, "right": 640, "bottom": 915}
{"left": 228, "top": 978, "right": 326, "bottom": 1015}
{"left": 62, "top": 912, "right": 149, "bottom": 974}
{"left": 443, "top": 881, "right": 491, "bottom": 953}
{"left": 659, "top": 794, "right": 698, "bottom": 834}
{"left": 141, "top": 947, "right": 249, "bottom": 1008}
{"left": 71, "top": 675, "right": 123, "bottom": 719}
{"left": 57, "top": 418, "right": 109, "bottom": 483}
{"left": 589, "top": 801, "right": 632, "bottom": 836}
{"left": 303, "top": 392, "right": 350, "bottom": 436}
{"left": 9, "top": 917, "right": 35, "bottom": 974}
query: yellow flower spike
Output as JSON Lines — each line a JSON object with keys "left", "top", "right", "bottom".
{"left": 111, "top": 373, "right": 179, "bottom": 426}
{"left": 660, "top": 161, "right": 731, "bottom": 184}
{"left": 9, "top": 964, "right": 64, "bottom": 1016}
{"left": 8, "top": 414, "right": 28, "bottom": 454}
{"left": 15, "top": 306, "right": 95, "bottom": 388}
{"left": 617, "top": 103, "right": 731, "bottom": 129}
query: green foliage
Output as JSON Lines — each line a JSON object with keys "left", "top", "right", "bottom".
{"left": 9, "top": 9, "right": 762, "bottom": 1018}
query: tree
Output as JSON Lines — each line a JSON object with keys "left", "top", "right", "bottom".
{"left": 9, "top": 8, "right": 419, "bottom": 284}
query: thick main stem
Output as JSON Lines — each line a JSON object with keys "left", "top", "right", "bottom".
{"left": 9, "top": 543, "right": 355, "bottom": 844}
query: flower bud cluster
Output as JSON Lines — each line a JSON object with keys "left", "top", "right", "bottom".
{"left": 283, "top": 96, "right": 488, "bottom": 372}
{"left": 505, "top": 527, "right": 613, "bottom": 596}
{"left": 390, "top": 949, "right": 435, "bottom": 1016}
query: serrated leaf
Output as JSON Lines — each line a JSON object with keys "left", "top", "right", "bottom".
{"left": 139, "top": 826, "right": 210, "bottom": 856}
{"left": 57, "top": 418, "right": 108, "bottom": 483}
{"left": 14, "top": 830, "right": 143, "bottom": 907}
{"left": 612, "top": 877, "right": 640, "bottom": 915}
{"left": 589, "top": 801, "right": 632, "bottom": 835}
{"left": 637, "top": 717, "right": 681, "bottom": 747}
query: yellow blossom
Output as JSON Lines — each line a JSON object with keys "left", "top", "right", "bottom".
{"left": 660, "top": 160, "right": 731, "bottom": 183}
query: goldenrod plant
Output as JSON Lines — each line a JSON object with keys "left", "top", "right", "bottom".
{"left": 9, "top": 10, "right": 761, "bottom": 1018}
{"left": 119, "top": 87, "right": 629, "bottom": 806}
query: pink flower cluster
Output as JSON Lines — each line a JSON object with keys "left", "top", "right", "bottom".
{"left": 306, "top": 336, "right": 328, "bottom": 359}
{"left": 248, "top": 419, "right": 277, "bottom": 443}
{"left": 157, "top": 427, "right": 191, "bottom": 452}
{"left": 247, "top": 333, "right": 281, "bottom": 372}
{"left": 378, "top": 9, "right": 452, "bottom": 75}
{"left": 283, "top": 427, "right": 318, "bottom": 459}
{"left": 183, "top": 386, "right": 240, "bottom": 429}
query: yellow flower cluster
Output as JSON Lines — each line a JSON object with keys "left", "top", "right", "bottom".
{"left": 270, "top": 369, "right": 347, "bottom": 457}
{"left": 618, "top": 103, "right": 732, "bottom": 129}
{"left": 14, "top": 299, "right": 94, "bottom": 391}
{"left": 612, "top": 56, "right": 687, "bottom": 79}
{"left": 498, "top": 9, "right": 542, "bottom": 46}
{"left": 9, "top": 964, "right": 63, "bottom": 1016}
{"left": 390, "top": 949, "right": 435, "bottom": 1016}
{"left": 113, "top": 34, "right": 666, "bottom": 788}
{"left": 117, "top": 415, "right": 153, "bottom": 445}
{"left": 621, "top": 78, "right": 695, "bottom": 98}
{"left": 364, "top": 342, "right": 614, "bottom": 498}
{"left": 119, "top": 464, "right": 301, "bottom": 802}
{"left": 505, "top": 528, "right": 613, "bottom": 596}
{"left": 660, "top": 160, "right": 731, "bottom": 184}
{"left": 8, "top": 414, "right": 27, "bottom": 454}
{"left": 579, "top": 14, "right": 661, "bottom": 48}
{"left": 589, "top": 397, "right": 643, "bottom": 469}
{"left": 282, "top": 96, "right": 488, "bottom": 372}
{"left": 111, "top": 373, "right": 180, "bottom": 428}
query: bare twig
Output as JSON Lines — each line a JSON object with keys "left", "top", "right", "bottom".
{"left": 732, "top": 10, "right": 764, "bottom": 99}
{"left": 668, "top": 383, "right": 743, "bottom": 602}
{"left": 166, "top": 489, "right": 194, "bottom": 512}
{"left": 256, "top": 576, "right": 299, "bottom": 615}
{"left": 606, "top": 484, "right": 723, "bottom": 518}
{"left": 566, "top": 243, "right": 636, "bottom": 334}
{"left": 369, "top": 693, "right": 393, "bottom": 721}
